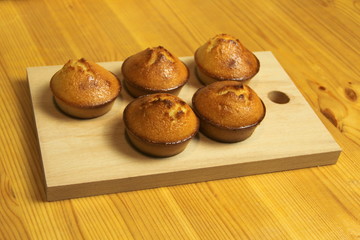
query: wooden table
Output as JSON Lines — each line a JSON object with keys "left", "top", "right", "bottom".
{"left": 1, "top": 0, "right": 359, "bottom": 239}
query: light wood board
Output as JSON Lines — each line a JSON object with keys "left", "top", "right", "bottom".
{"left": 27, "top": 52, "right": 341, "bottom": 201}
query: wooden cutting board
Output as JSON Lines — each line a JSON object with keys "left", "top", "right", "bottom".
{"left": 27, "top": 52, "right": 341, "bottom": 201}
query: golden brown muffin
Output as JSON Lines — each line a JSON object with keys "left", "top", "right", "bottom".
{"left": 192, "top": 81, "right": 265, "bottom": 142}
{"left": 50, "top": 58, "right": 121, "bottom": 118}
{"left": 123, "top": 93, "right": 199, "bottom": 157}
{"left": 121, "top": 46, "right": 189, "bottom": 97}
{"left": 194, "top": 34, "right": 260, "bottom": 85}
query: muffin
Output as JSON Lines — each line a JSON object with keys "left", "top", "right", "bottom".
{"left": 121, "top": 46, "right": 189, "bottom": 97}
{"left": 194, "top": 34, "right": 260, "bottom": 85}
{"left": 192, "top": 81, "right": 265, "bottom": 142}
{"left": 123, "top": 93, "right": 199, "bottom": 157}
{"left": 50, "top": 58, "right": 121, "bottom": 118}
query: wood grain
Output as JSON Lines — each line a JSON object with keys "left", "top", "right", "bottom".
{"left": 0, "top": 0, "right": 359, "bottom": 239}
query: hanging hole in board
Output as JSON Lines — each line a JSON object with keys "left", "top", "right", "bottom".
{"left": 268, "top": 91, "right": 290, "bottom": 104}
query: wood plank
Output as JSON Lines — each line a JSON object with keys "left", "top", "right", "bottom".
{"left": 26, "top": 52, "right": 341, "bottom": 201}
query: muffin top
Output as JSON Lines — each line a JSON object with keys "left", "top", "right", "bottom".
{"left": 124, "top": 93, "right": 199, "bottom": 143}
{"left": 50, "top": 58, "right": 121, "bottom": 107}
{"left": 121, "top": 46, "right": 189, "bottom": 91}
{"left": 192, "top": 81, "right": 265, "bottom": 128}
{"left": 195, "top": 34, "right": 259, "bottom": 81}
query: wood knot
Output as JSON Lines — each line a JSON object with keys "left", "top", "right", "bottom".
{"left": 345, "top": 87, "right": 357, "bottom": 102}
{"left": 318, "top": 86, "right": 326, "bottom": 91}
{"left": 320, "top": 108, "right": 337, "bottom": 127}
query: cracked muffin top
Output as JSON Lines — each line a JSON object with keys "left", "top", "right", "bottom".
{"left": 50, "top": 58, "right": 121, "bottom": 108}
{"left": 123, "top": 93, "right": 199, "bottom": 143}
{"left": 195, "top": 34, "right": 259, "bottom": 81}
{"left": 192, "top": 80, "right": 265, "bottom": 128}
{"left": 121, "top": 46, "right": 189, "bottom": 91}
